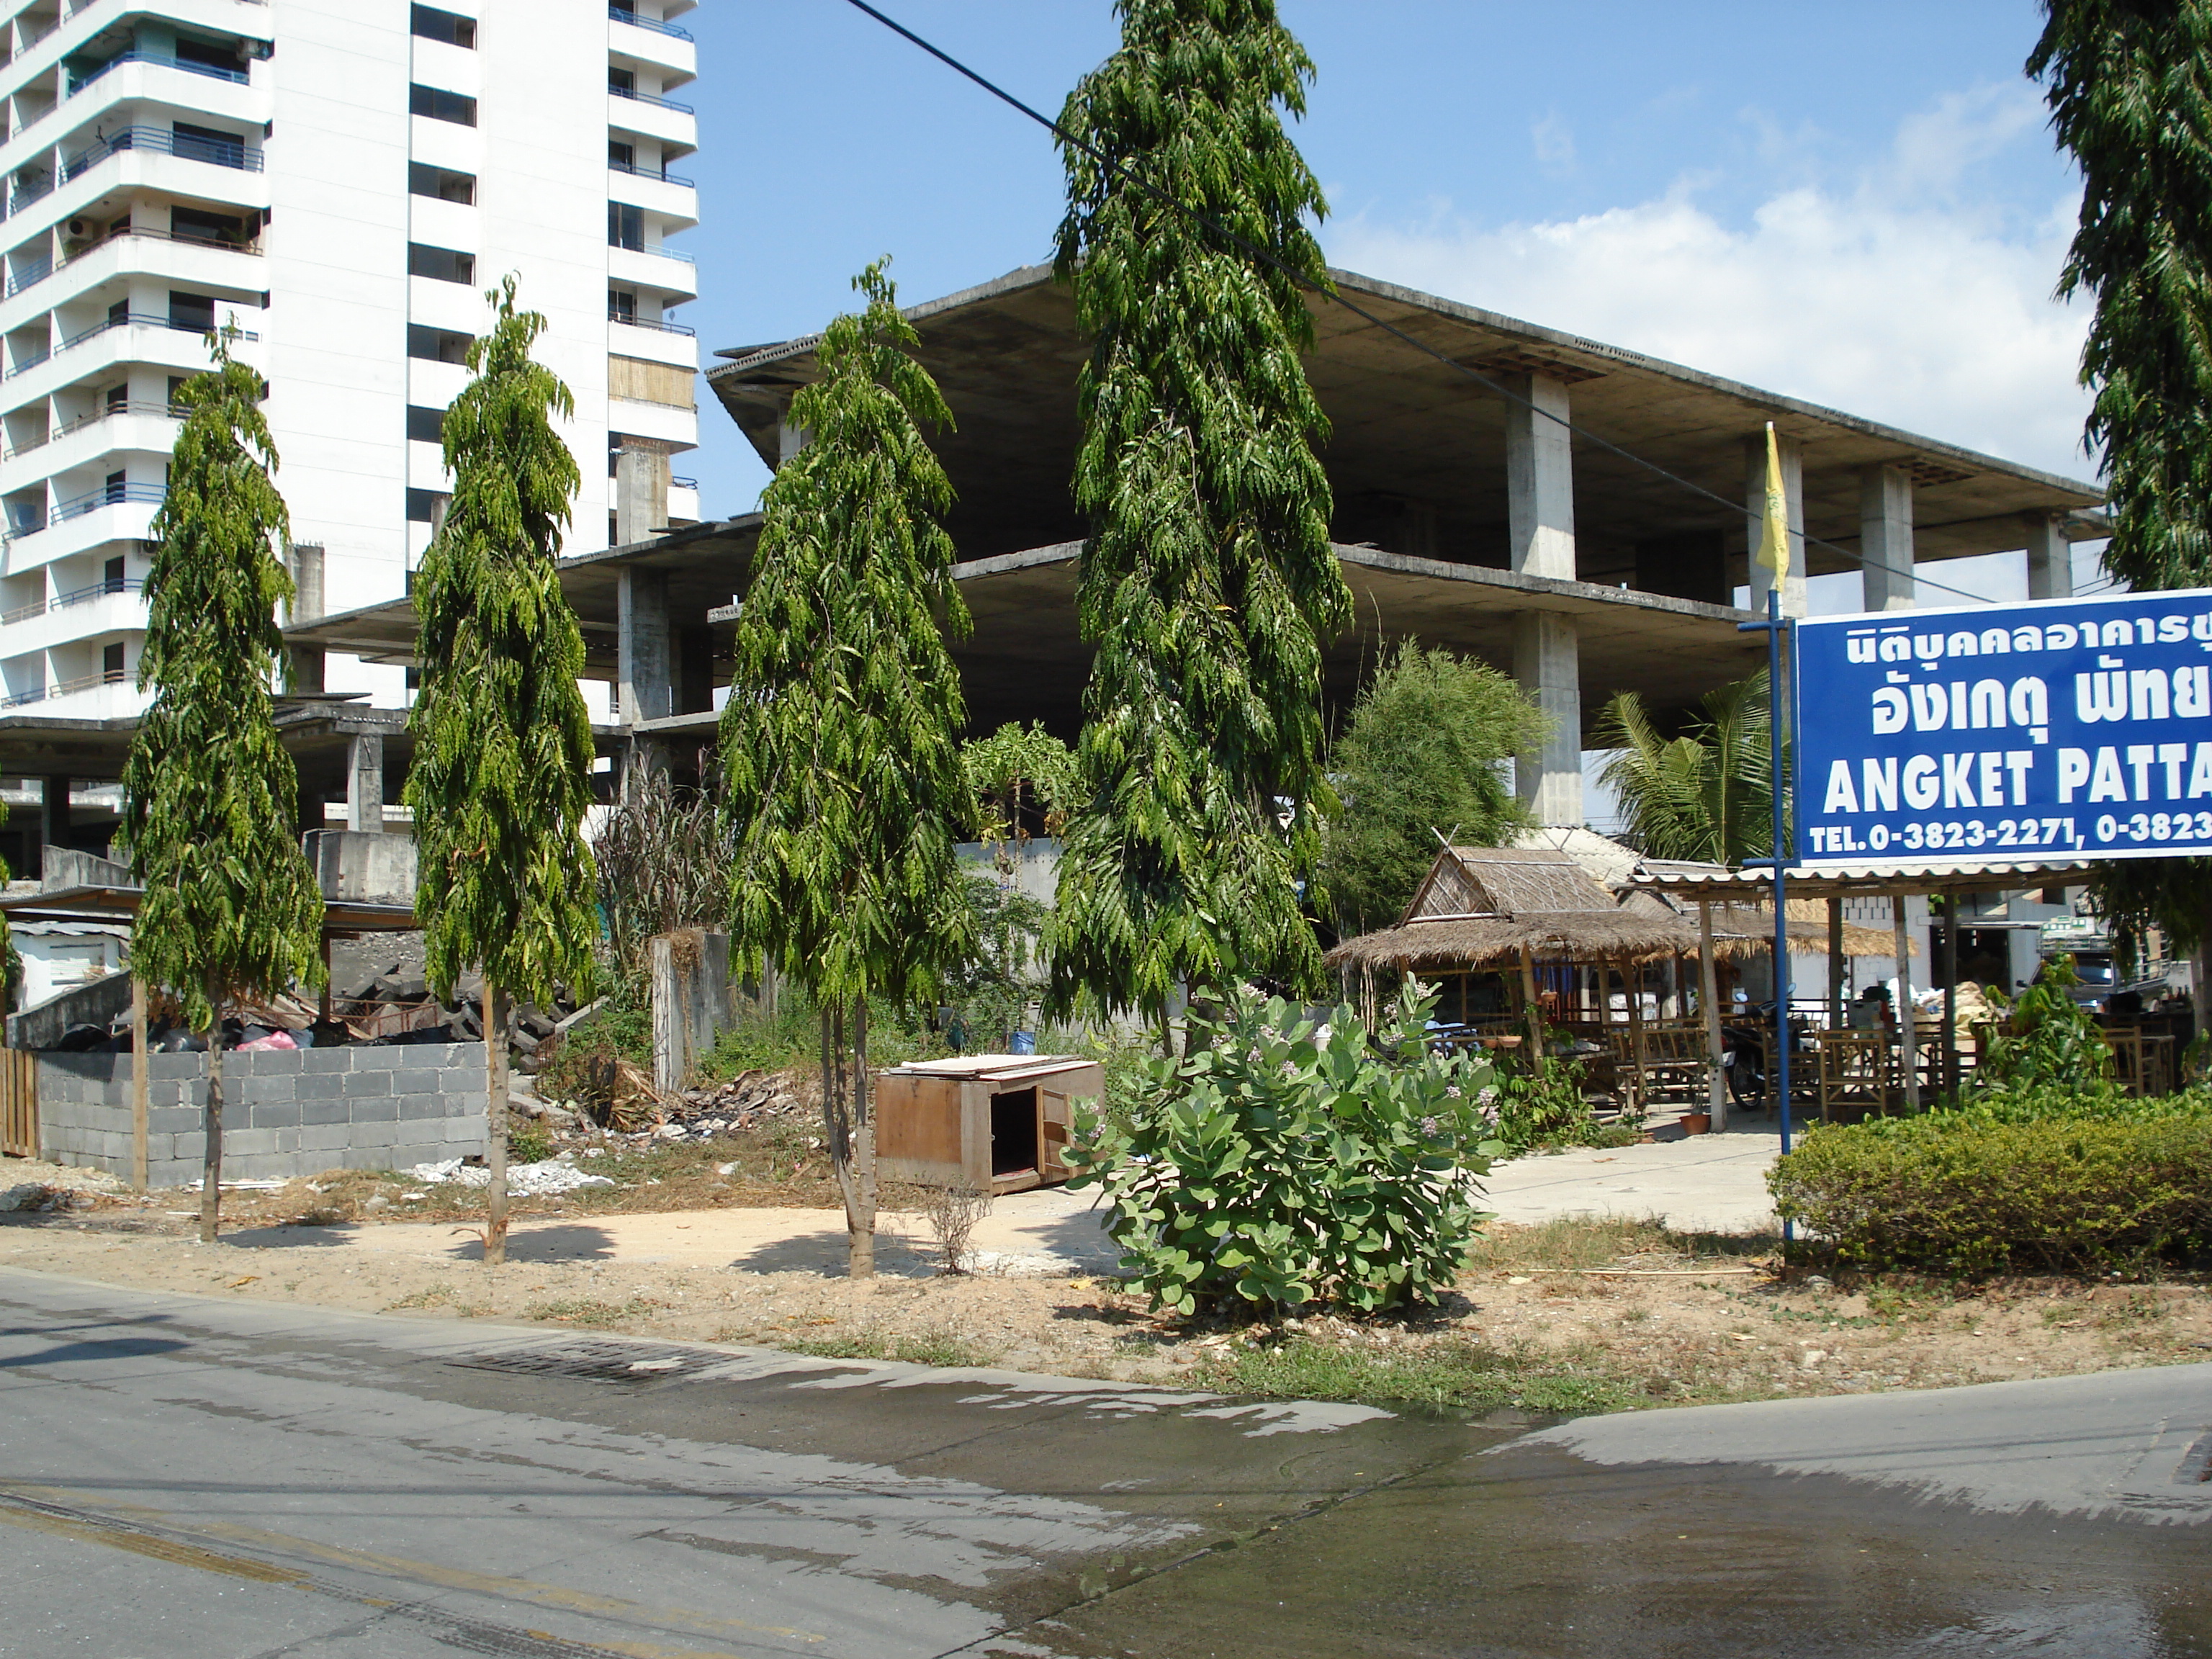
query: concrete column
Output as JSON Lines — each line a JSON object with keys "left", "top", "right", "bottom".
{"left": 2025, "top": 512, "right": 2072, "bottom": 600}
{"left": 618, "top": 566, "right": 673, "bottom": 727}
{"left": 346, "top": 733, "right": 383, "bottom": 833}
{"left": 41, "top": 774, "right": 69, "bottom": 861}
{"left": 1513, "top": 611, "right": 1582, "bottom": 827}
{"left": 1858, "top": 463, "right": 1915, "bottom": 612}
{"left": 289, "top": 541, "right": 325, "bottom": 623}
{"left": 1745, "top": 431, "right": 1807, "bottom": 616}
{"left": 1505, "top": 373, "right": 1575, "bottom": 579}
{"left": 612, "top": 441, "right": 672, "bottom": 547}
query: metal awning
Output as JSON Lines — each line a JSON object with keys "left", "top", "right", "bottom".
{"left": 1629, "top": 859, "right": 2094, "bottom": 902}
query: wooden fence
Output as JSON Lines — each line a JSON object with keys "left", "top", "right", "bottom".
{"left": 0, "top": 1048, "right": 35, "bottom": 1158}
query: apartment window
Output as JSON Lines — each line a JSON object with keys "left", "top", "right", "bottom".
{"left": 406, "top": 325, "right": 471, "bottom": 364}
{"left": 102, "top": 642, "right": 125, "bottom": 683}
{"left": 102, "top": 555, "right": 125, "bottom": 592}
{"left": 607, "top": 202, "right": 643, "bottom": 252}
{"left": 410, "top": 4, "right": 477, "bottom": 48}
{"left": 608, "top": 67, "right": 635, "bottom": 94}
{"left": 171, "top": 204, "right": 246, "bottom": 247}
{"left": 172, "top": 120, "right": 247, "bottom": 168}
{"left": 608, "top": 140, "right": 635, "bottom": 170}
{"left": 168, "top": 291, "right": 216, "bottom": 333}
{"left": 407, "top": 243, "right": 475, "bottom": 285}
{"left": 405, "top": 488, "right": 448, "bottom": 524}
{"left": 166, "top": 375, "right": 190, "bottom": 410}
{"left": 408, "top": 83, "right": 477, "bottom": 127}
{"left": 174, "top": 36, "right": 243, "bottom": 75}
{"left": 104, "top": 470, "right": 127, "bottom": 505}
{"left": 107, "top": 299, "right": 128, "bottom": 327}
{"left": 407, "top": 162, "right": 475, "bottom": 205}
{"left": 608, "top": 287, "right": 636, "bottom": 323}
{"left": 103, "top": 383, "right": 127, "bottom": 414}
{"left": 405, "top": 404, "right": 446, "bottom": 444}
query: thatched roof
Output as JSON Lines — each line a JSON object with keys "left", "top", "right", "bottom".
{"left": 1326, "top": 845, "right": 1701, "bottom": 971}
{"left": 1326, "top": 909, "right": 1700, "bottom": 972}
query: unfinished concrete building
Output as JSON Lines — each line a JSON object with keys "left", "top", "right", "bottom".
{"left": 274, "top": 261, "right": 2101, "bottom": 837}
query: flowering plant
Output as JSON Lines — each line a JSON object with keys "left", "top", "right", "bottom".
{"left": 1064, "top": 981, "right": 1503, "bottom": 1313}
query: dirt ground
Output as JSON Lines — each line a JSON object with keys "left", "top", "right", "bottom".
{"left": 6, "top": 1155, "right": 2208, "bottom": 1411}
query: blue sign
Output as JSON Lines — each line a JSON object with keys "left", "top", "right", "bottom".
{"left": 1791, "top": 588, "right": 2212, "bottom": 870}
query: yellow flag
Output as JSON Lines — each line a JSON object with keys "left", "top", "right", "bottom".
{"left": 1753, "top": 421, "right": 1790, "bottom": 585}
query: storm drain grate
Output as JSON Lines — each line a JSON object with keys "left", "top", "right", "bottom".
{"left": 446, "top": 1340, "right": 724, "bottom": 1384}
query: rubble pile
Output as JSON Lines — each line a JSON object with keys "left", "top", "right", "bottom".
{"left": 405, "top": 1157, "right": 615, "bottom": 1196}
{"left": 660, "top": 1069, "right": 808, "bottom": 1141}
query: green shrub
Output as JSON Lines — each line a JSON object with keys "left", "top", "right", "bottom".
{"left": 1974, "top": 953, "right": 2116, "bottom": 1095}
{"left": 1486, "top": 1055, "right": 1630, "bottom": 1154}
{"left": 507, "top": 1121, "right": 554, "bottom": 1164}
{"left": 1064, "top": 984, "right": 1503, "bottom": 1314}
{"left": 1770, "top": 1100, "right": 2212, "bottom": 1273}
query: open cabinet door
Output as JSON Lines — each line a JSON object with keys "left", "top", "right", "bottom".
{"left": 1038, "top": 1088, "right": 1072, "bottom": 1181}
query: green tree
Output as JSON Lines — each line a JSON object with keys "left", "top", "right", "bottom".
{"left": 118, "top": 325, "right": 324, "bottom": 1244}
{"left": 1045, "top": 0, "right": 1352, "bottom": 1033}
{"left": 962, "top": 721, "right": 1079, "bottom": 868}
{"left": 1594, "top": 670, "right": 1773, "bottom": 866}
{"left": 405, "top": 277, "right": 600, "bottom": 1267}
{"left": 2031, "top": 6, "right": 2212, "bottom": 954}
{"left": 1323, "top": 641, "right": 1545, "bottom": 933}
{"left": 720, "top": 261, "right": 978, "bottom": 1280}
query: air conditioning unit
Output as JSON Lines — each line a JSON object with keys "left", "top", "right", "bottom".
{"left": 65, "top": 219, "right": 89, "bottom": 238}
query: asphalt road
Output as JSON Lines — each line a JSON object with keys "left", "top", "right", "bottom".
{"left": 1, "top": 1268, "right": 2207, "bottom": 1658}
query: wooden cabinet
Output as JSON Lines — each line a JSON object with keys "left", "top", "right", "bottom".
{"left": 876, "top": 1055, "right": 1104, "bottom": 1195}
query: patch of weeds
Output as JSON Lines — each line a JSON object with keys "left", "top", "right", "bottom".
{"left": 782, "top": 1329, "right": 997, "bottom": 1369}
{"left": 385, "top": 1283, "right": 458, "bottom": 1311}
{"left": 1198, "top": 1334, "right": 1637, "bottom": 1417}
{"left": 1865, "top": 1283, "right": 1954, "bottom": 1324}
{"left": 1467, "top": 1216, "right": 1776, "bottom": 1275}
{"left": 522, "top": 1296, "right": 665, "bottom": 1328}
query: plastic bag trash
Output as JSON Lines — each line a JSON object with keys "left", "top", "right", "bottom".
{"left": 237, "top": 1030, "right": 298, "bottom": 1053}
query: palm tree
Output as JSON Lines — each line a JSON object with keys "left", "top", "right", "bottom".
{"left": 1594, "top": 670, "right": 1772, "bottom": 866}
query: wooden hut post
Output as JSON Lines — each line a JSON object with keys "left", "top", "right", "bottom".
{"left": 1699, "top": 902, "right": 1725, "bottom": 1132}
{"left": 1624, "top": 952, "right": 1645, "bottom": 1065}
{"left": 1827, "top": 896, "right": 1845, "bottom": 1030}
{"left": 1519, "top": 947, "right": 1543, "bottom": 1064}
{"left": 1941, "top": 894, "right": 1961, "bottom": 1094}
{"left": 1893, "top": 891, "right": 1919, "bottom": 1112}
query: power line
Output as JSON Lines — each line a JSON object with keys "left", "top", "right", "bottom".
{"left": 840, "top": 0, "right": 2066, "bottom": 612}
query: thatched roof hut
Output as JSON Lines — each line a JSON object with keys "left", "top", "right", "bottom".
{"left": 1323, "top": 846, "right": 1699, "bottom": 974}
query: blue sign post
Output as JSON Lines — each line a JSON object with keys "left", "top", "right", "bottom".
{"left": 1793, "top": 588, "right": 2212, "bottom": 871}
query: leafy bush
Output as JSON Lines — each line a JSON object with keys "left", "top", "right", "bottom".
{"left": 1486, "top": 1056, "right": 1633, "bottom": 1154}
{"left": 1974, "top": 953, "right": 2115, "bottom": 1094}
{"left": 508, "top": 1121, "right": 554, "bottom": 1164}
{"left": 1771, "top": 1096, "right": 2212, "bottom": 1273}
{"left": 1064, "top": 984, "right": 1503, "bottom": 1314}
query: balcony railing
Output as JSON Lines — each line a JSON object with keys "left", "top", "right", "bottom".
{"left": 6, "top": 226, "right": 264, "bottom": 302}
{"left": 608, "top": 83, "right": 693, "bottom": 114}
{"left": 1, "top": 574, "right": 145, "bottom": 626}
{"left": 608, "top": 310, "right": 696, "bottom": 336}
{"left": 3, "top": 313, "right": 257, "bottom": 382}
{"left": 53, "top": 479, "right": 164, "bottom": 521}
{"left": 608, "top": 158, "right": 695, "bottom": 188}
{"left": 63, "top": 123, "right": 264, "bottom": 179}
{"left": 611, "top": 241, "right": 694, "bottom": 264}
{"left": 610, "top": 6, "right": 693, "bottom": 41}
{"left": 67, "top": 48, "right": 251, "bottom": 98}
{"left": 9, "top": 172, "right": 54, "bottom": 214}
{"left": 0, "top": 668, "right": 131, "bottom": 709}
{"left": 3, "top": 400, "right": 182, "bottom": 462}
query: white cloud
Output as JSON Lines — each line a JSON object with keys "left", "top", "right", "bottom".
{"left": 1326, "top": 86, "right": 2095, "bottom": 486}
{"left": 1529, "top": 112, "right": 1575, "bottom": 174}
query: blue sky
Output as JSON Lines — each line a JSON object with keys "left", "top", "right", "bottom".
{"left": 679, "top": 1, "right": 2094, "bottom": 604}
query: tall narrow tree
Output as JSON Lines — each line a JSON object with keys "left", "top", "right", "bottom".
{"left": 2030, "top": 4, "right": 2212, "bottom": 955}
{"left": 1046, "top": 0, "right": 1352, "bottom": 1032}
{"left": 119, "top": 325, "right": 324, "bottom": 1244}
{"left": 406, "top": 278, "right": 599, "bottom": 1267}
{"left": 721, "top": 261, "right": 976, "bottom": 1280}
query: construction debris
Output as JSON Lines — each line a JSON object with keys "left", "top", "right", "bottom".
{"left": 405, "top": 1158, "right": 615, "bottom": 1197}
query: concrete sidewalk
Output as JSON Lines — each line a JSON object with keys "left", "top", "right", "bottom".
{"left": 1480, "top": 1120, "right": 1782, "bottom": 1234}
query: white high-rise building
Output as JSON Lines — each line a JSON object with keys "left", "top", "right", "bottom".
{"left": 0, "top": 0, "right": 700, "bottom": 718}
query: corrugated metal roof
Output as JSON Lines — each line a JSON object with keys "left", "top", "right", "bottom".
{"left": 1631, "top": 858, "right": 2096, "bottom": 898}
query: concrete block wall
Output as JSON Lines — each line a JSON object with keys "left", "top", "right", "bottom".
{"left": 35, "top": 1043, "right": 487, "bottom": 1189}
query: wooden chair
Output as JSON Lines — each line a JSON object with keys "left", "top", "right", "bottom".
{"left": 1815, "top": 1030, "right": 1894, "bottom": 1123}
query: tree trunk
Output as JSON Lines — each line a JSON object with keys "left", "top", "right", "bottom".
{"left": 849, "top": 997, "right": 876, "bottom": 1280}
{"left": 822, "top": 1001, "right": 859, "bottom": 1249}
{"left": 198, "top": 977, "right": 223, "bottom": 1244}
{"left": 483, "top": 981, "right": 511, "bottom": 1266}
